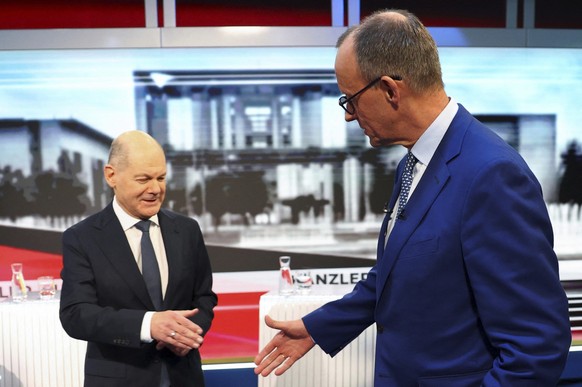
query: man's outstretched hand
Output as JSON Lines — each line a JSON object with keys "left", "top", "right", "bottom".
{"left": 254, "top": 315, "right": 315, "bottom": 377}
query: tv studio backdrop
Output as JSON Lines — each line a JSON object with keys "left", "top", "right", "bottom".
{"left": 0, "top": 1, "right": 581, "bottom": 386}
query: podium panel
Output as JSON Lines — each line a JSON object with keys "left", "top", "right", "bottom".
{"left": 0, "top": 297, "right": 86, "bottom": 387}
{"left": 258, "top": 289, "right": 376, "bottom": 387}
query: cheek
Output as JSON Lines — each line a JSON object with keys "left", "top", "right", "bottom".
{"left": 122, "top": 183, "right": 146, "bottom": 199}
{"left": 367, "top": 112, "right": 391, "bottom": 134}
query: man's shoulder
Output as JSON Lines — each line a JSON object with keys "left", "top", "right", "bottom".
{"left": 65, "top": 205, "right": 113, "bottom": 234}
{"left": 159, "top": 208, "right": 200, "bottom": 227}
{"left": 452, "top": 105, "right": 519, "bottom": 158}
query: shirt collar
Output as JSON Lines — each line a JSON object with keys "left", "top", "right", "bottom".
{"left": 112, "top": 196, "right": 160, "bottom": 231}
{"left": 411, "top": 97, "right": 458, "bottom": 166}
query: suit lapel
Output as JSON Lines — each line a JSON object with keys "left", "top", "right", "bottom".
{"left": 375, "top": 105, "right": 471, "bottom": 299}
{"left": 93, "top": 204, "right": 154, "bottom": 309}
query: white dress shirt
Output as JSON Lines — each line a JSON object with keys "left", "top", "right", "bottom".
{"left": 112, "top": 197, "right": 169, "bottom": 342}
{"left": 385, "top": 98, "right": 459, "bottom": 243}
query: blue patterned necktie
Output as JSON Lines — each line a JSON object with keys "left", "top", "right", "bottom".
{"left": 397, "top": 151, "right": 418, "bottom": 218}
{"left": 134, "top": 220, "right": 163, "bottom": 310}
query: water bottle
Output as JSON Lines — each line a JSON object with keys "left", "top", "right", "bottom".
{"left": 11, "top": 262, "right": 28, "bottom": 302}
{"left": 278, "top": 256, "right": 294, "bottom": 295}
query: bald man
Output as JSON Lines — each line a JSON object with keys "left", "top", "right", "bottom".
{"left": 60, "top": 130, "right": 217, "bottom": 387}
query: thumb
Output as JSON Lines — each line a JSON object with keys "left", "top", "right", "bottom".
{"left": 264, "top": 315, "right": 283, "bottom": 330}
{"left": 156, "top": 341, "right": 167, "bottom": 351}
{"left": 178, "top": 308, "right": 199, "bottom": 318}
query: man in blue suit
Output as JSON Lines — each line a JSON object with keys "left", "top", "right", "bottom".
{"left": 60, "top": 130, "right": 217, "bottom": 386}
{"left": 254, "top": 9, "right": 571, "bottom": 386}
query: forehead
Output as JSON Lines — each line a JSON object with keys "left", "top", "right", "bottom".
{"left": 121, "top": 149, "right": 166, "bottom": 175}
{"left": 335, "top": 38, "right": 363, "bottom": 92}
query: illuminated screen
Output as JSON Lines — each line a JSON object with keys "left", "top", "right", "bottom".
{"left": 0, "top": 46, "right": 581, "bottom": 358}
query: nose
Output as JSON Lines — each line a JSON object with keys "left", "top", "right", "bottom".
{"left": 345, "top": 110, "right": 357, "bottom": 122}
{"left": 148, "top": 179, "right": 162, "bottom": 194}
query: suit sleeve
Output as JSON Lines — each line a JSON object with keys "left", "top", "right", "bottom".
{"left": 186, "top": 220, "right": 217, "bottom": 334}
{"left": 302, "top": 265, "right": 377, "bottom": 356}
{"left": 461, "top": 157, "right": 571, "bottom": 385}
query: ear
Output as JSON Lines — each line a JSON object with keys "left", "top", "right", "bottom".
{"left": 104, "top": 164, "right": 116, "bottom": 189}
{"left": 380, "top": 75, "right": 401, "bottom": 104}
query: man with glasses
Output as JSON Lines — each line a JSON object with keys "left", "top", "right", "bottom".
{"left": 338, "top": 75, "right": 402, "bottom": 116}
{"left": 255, "top": 9, "right": 571, "bottom": 386}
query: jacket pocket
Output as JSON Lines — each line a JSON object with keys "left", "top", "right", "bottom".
{"left": 85, "top": 358, "right": 127, "bottom": 378}
{"left": 418, "top": 369, "right": 488, "bottom": 386}
{"left": 399, "top": 236, "right": 439, "bottom": 260}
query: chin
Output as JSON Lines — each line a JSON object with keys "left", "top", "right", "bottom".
{"left": 140, "top": 204, "right": 162, "bottom": 218}
{"left": 368, "top": 138, "right": 382, "bottom": 148}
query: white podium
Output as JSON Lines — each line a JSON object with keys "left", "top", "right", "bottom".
{"left": 0, "top": 296, "right": 86, "bottom": 387}
{"left": 258, "top": 287, "right": 376, "bottom": 387}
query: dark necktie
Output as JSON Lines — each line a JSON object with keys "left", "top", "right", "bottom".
{"left": 397, "top": 151, "right": 418, "bottom": 218}
{"left": 134, "top": 220, "right": 163, "bottom": 310}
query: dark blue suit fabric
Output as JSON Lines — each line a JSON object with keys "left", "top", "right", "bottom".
{"left": 303, "top": 105, "right": 571, "bottom": 386}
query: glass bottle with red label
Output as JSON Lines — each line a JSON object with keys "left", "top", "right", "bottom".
{"left": 278, "top": 256, "right": 294, "bottom": 295}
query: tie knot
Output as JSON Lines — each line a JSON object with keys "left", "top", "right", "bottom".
{"left": 135, "top": 220, "right": 151, "bottom": 233}
{"left": 405, "top": 151, "right": 418, "bottom": 167}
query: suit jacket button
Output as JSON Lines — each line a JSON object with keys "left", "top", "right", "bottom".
{"left": 376, "top": 323, "right": 384, "bottom": 333}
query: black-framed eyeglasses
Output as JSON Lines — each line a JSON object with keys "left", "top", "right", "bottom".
{"left": 338, "top": 75, "right": 402, "bottom": 115}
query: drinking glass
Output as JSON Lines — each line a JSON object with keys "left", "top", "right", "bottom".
{"left": 38, "top": 276, "right": 56, "bottom": 300}
{"left": 295, "top": 271, "right": 313, "bottom": 294}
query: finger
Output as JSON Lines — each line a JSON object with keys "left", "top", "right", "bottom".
{"left": 168, "top": 334, "right": 197, "bottom": 350}
{"left": 158, "top": 327, "right": 195, "bottom": 350}
{"left": 164, "top": 343, "right": 192, "bottom": 357}
{"left": 255, "top": 316, "right": 286, "bottom": 365}
{"left": 177, "top": 308, "right": 199, "bottom": 318}
{"left": 254, "top": 351, "right": 278, "bottom": 375}
{"left": 156, "top": 340, "right": 190, "bottom": 356}
{"left": 173, "top": 330, "right": 203, "bottom": 349}
{"left": 175, "top": 310, "right": 204, "bottom": 335}
{"left": 177, "top": 314, "right": 206, "bottom": 342}
{"left": 254, "top": 335, "right": 281, "bottom": 365}
{"left": 156, "top": 341, "right": 167, "bottom": 351}
{"left": 176, "top": 323, "right": 204, "bottom": 340}
{"left": 273, "top": 356, "right": 296, "bottom": 376}
{"left": 161, "top": 314, "right": 202, "bottom": 338}
{"left": 172, "top": 319, "right": 204, "bottom": 346}
{"left": 254, "top": 350, "right": 271, "bottom": 369}
{"left": 151, "top": 310, "right": 203, "bottom": 345}
{"left": 260, "top": 353, "right": 289, "bottom": 377}
{"left": 264, "top": 315, "right": 280, "bottom": 330}
{"left": 178, "top": 347, "right": 191, "bottom": 356}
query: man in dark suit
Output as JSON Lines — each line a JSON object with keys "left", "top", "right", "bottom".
{"left": 60, "top": 130, "right": 217, "bottom": 387}
{"left": 254, "top": 9, "right": 572, "bottom": 386}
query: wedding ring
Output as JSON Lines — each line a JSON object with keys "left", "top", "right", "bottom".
{"left": 170, "top": 331, "right": 176, "bottom": 337}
